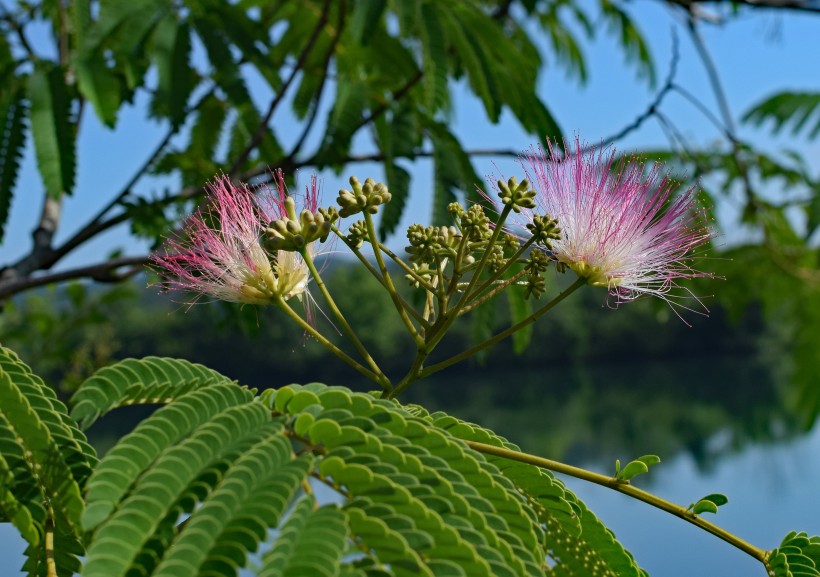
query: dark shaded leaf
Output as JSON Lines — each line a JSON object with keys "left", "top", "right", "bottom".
{"left": 28, "top": 63, "right": 76, "bottom": 197}
{"left": 0, "top": 85, "right": 27, "bottom": 243}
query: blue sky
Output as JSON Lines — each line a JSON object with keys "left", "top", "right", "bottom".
{"left": 1, "top": 5, "right": 818, "bottom": 270}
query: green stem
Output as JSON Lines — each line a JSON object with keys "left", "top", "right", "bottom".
{"left": 300, "top": 248, "right": 391, "bottom": 392}
{"left": 453, "top": 204, "right": 512, "bottom": 312}
{"left": 363, "top": 213, "right": 424, "bottom": 347}
{"left": 275, "top": 296, "right": 388, "bottom": 391}
{"left": 434, "top": 256, "right": 448, "bottom": 316}
{"left": 387, "top": 349, "right": 430, "bottom": 400}
{"left": 420, "top": 277, "right": 586, "bottom": 379}
{"left": 424, "top": 206, "right": 514, "bottom": 351}
{"left": 458, "top": 269, "right": 528, "bottom": 317}
{"left": 465, "top": 440, "right": 768, "bottom": 565}
{"left": 332, "top": 228, "right": 428, "bottom": 327}
{"left": 469, "top": 235, "right": 537, "bottom": 300}
{"left": 376, "top": 240, "right": 439, "bottom": 294}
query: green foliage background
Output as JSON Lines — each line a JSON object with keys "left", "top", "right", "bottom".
{"left": 1, "top": 1, "right": 820, "bottom": 575}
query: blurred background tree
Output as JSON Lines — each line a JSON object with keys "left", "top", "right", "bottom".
{"left": 1, "top": 4, "right": 819, "bottom": 574}
{"left": 0, "top": 0, "right": 818, "bottom": 426}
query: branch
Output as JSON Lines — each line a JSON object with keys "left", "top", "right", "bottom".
{"left": 0, "top": 6, "right": 36, "bottom": 60}
{"left": 686, "top": 16, "right": 756, "bottom": 202}
{"left": 286, "top": 1, "right": 346, "bottom": 163}
{"left": 596, "top": 29, "right": 680, "bottom": 149}
{"left": 465, "top": 440, "right": 769, "bottom": 565}
{"left": 227, "top": 0, "right": 333, "bottom": 174}
{"left": 0, "top": 256, "right": 148, "bottom": 300}
{"left": 675, "top": 0, "right": 820, "bottom": 15}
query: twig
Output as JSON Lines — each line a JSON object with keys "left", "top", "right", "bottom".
{"left": 686, "top": 17, "right": 756, "bottom": 201}
{"left": 228, "top": 0, "right": 333, "bottom": 174}
{"left": 287, "top": 1, "right": 346, "bottom": 161}
{"left": 679, "top": 0, "right": 820, "bottom": 15}
{"left": 465, "top": 440, "right": 768, "bottom": 565}
{"left": 595, "top": 29, "right": 680, "bottom": 150}
{"left": 0, "top": 256, "right": 148, "bottom": 300}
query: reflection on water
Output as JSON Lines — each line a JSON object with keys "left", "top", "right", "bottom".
{"left": 405, "top": 352, "right": 798, "bottom": 472}
{"left": 1, "top": 343, "right": 816, "bottom": 576}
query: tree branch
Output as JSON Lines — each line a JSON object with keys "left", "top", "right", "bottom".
{"left": 686, "top": 16, "right": 756, "bottom": 202}
{"left": 227, "top": 0, "right": 334, "bottom": 175}
{"left": 674, "top": 0, "right": 820, "bottom": 15}
{"left": 286, "top": 0, "right": 346, "bottom": 163}
{"left": 0, "top": 256, "right": 148, "bottom": 300}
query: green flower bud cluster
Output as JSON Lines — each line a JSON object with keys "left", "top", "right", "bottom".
{"left": 458, "top": 204, "right": 492, "bottom": 241}
{"left": 486, "top": 244, "right": 506, "bottom": 273}
{"left": 405, "top": 262, "right": 434, "bottom": 288}
{"left": 526, "top": 214, "right": 561, "bottom": 249}
{"left": 346, "top": 220, "right": 369, "bottom": 249}
{"left": 447, "top": 202, "right": 464, "bottom": 218}
{"left": 497, "top": 176, "right": 536, "bottom": 213}
{"left": 524, "top": 249, "right": 550, "bottom": 274}
{"left": 524, "top": 274, "right": 546, "bottom": 299}
{"left": 265, "top": 197, "right": 338, "bottom": 251}
{"left": 503, "top": 233, "right": 520, "bottom": 252}
{"left": 405, "top": 225, "right": 461, "bottom": 263}
{"left": 337, "top": 177, "right": 392, "bottom": 217}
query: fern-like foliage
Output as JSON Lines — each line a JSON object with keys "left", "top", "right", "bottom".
{"left": 0, "top": 345, "right": 96, "bottom": 576}
{"left": 2, "top": 353, "right": 725, "bottom": 576}
{"left": 768, "top": 531, "right": 820, "bottom": 577}
{"left": 69, "top": 356, "right": 237, "bottom": 430}
{"left": 59, "top": 355, "right": 652, "bottom": 576}
{"left": 742, "top": 91, "right": 820, "bottom": 139}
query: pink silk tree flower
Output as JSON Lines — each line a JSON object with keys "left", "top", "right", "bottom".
{"left": 152, "top": 171, "right": 315, "bottom": 306}
{"left": 520, "top": 140, "right": 713, "bottom": 311}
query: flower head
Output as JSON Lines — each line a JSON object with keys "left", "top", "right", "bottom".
{"left": 151, "top": 171, "right": 319, "bottom": 306}
{"left": 516, "top": 139, "right": 713, "bottom": 311}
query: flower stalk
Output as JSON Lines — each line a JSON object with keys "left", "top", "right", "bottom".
{"left": 465, "top": 440, "right": 768, "bottom": 565}
{"left": 299, "top": 247, "right": 392, "bottom": 392}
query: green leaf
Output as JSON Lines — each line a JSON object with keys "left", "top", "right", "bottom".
{"left": 742, "top": 91, "right": 820, "bottom": 139}
{"left": 258, "top": 498, "right": 347, "bottom": 577}
{"left": 768, "top": 532, "right": 820, "bottom": 577}
{"left": 691, "top": 493, "right": 728, "bottom": 515}
{"left": 378, "top": 162, "right": 411, "bottom": 240}
{"left": 437, "top": 5, "right": 499, "bottom": 122}
{"left": 374, "top": 107, "right": 419, "bottom": 239}
{"left": 191, "top": 0, "right": 280, "bottom": 90}
{"left": 418, "top": 2, "right": 449, "bottom": 111}
{"left": 151, "top": 434, "right": 309, "bottom": 577}
{"left": 692, "top": 500, "right": 718, "bottom": 515}
{"left": 317, "top": 80, "right": 369, "bottom": 167}
{"left": 81, "top": 383, "right": 255, "bottom": 531}
{"left": 275, "top": 384, "right": 549, "bottom": 577}
{"left": 70, "top": 356, "right": 236, "bottom": 430}
{"left": 599, "top": 1, "right": 655, "bottom": 85}
{"left": 75, "top": 51, "right": 121, "bottom": 128}
{"left": 0, "top": 345, "right": 93, "bottom": 575}
{"left": 82, "top": 401, "right": 272, "bottom": 577}
{"left": 471, "top": 291, "right": 496, "bottom": 364}
{"left": 28, "top": 63, "right": 76, "bottom": 197}
{"left": 181, "top": 94, "right": 228, "bottom": 186}
{"left": 429, "top": 409, "right": 646, "bottom": 577}
{"left": 508, "top": 288, "right": 533, "bottom": 354}
{"left": 616, "top": 455, "right": 661, "bottom": 482}
{"left": 151, "top": 16, "right": 193, "bottom": 127}
{"left": 0, "top": 85, "right": 27, "bottom": 243}
{"left": 350, "top": 0, "right": 387, "bottom": 45}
